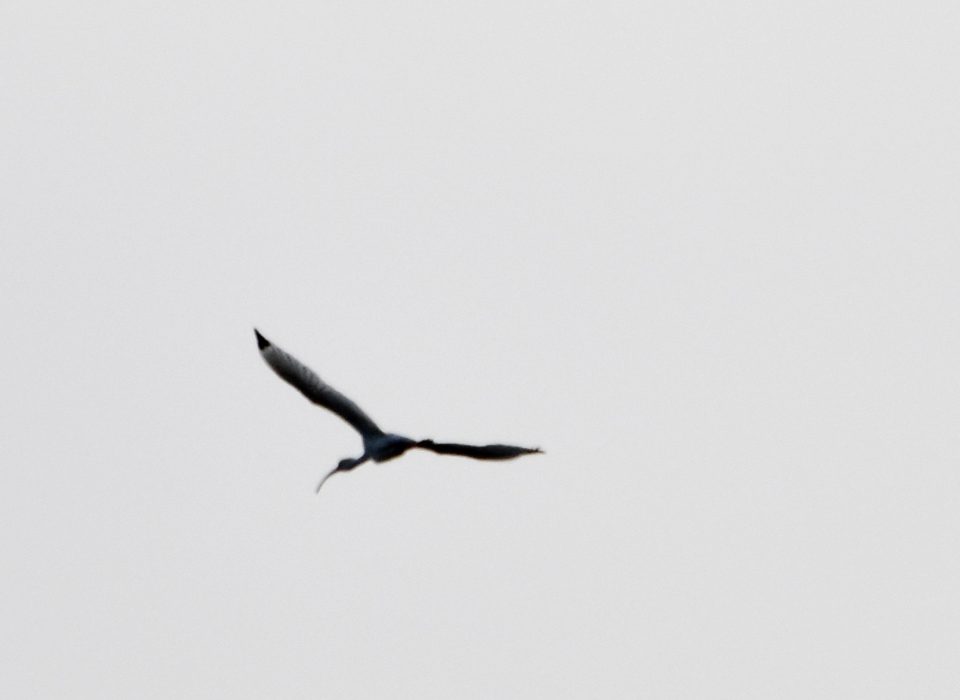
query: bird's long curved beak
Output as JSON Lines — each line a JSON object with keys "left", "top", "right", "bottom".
{"left": 316, "top": 466, "right": 339, "bottom": 494}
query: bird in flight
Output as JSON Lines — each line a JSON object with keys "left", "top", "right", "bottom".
{"left": 255, "top": 329, "right": 543, "bottom": 491}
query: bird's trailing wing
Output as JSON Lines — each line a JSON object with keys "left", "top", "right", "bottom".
{"left": 415, "top": 440, "right": 542, "bottom": 460}
{"left": 255, "top": 329, "right": 383, "bottom": 438}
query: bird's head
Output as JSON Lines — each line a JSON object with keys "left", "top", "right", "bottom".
{"left": 337, "top": 457, "right": 361, "bottom": 471}
{"left": 317, "top": 458, "right": 361, "bottom": 493}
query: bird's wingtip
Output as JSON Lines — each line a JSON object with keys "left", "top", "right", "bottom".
{"left": 254, "top": 328, "right": 271, "bottom": 350}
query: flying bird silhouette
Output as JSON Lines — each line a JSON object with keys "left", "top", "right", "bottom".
{"left": 254, "top": 329, "right": 543, "bottom": 491}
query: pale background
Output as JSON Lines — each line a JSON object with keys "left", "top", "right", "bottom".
{"left": 3, "top": 2, "right": 959, "bottom": 697}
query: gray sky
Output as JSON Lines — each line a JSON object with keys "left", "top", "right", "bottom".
{"left": 3, "top": 1, "right": 959, "bottom": 697}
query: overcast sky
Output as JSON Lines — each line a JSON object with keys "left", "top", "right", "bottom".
{"left": 3, "top": 1, "right": 959, "bottom": 697}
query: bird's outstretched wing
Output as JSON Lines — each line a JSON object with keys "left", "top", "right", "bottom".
{"left": 415, "top": 440, "right": 542, "bottom": 460}
{"left": 255, "top": 329, "right": 383, "bottom": 439}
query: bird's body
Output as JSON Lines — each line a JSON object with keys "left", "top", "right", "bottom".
{"left": 254, "top": 329, "right": 542, "bottom": 491}
{"left": 364, "top": 433, "right": 416, "bottom": 463}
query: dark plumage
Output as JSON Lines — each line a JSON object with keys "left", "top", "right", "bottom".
{"left": 254, "top": 329, "right": 543, "bottom": 491}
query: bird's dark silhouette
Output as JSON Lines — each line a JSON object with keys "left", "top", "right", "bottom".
{"left": 254, "top": 329, "right": 543, "bottom": 491}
